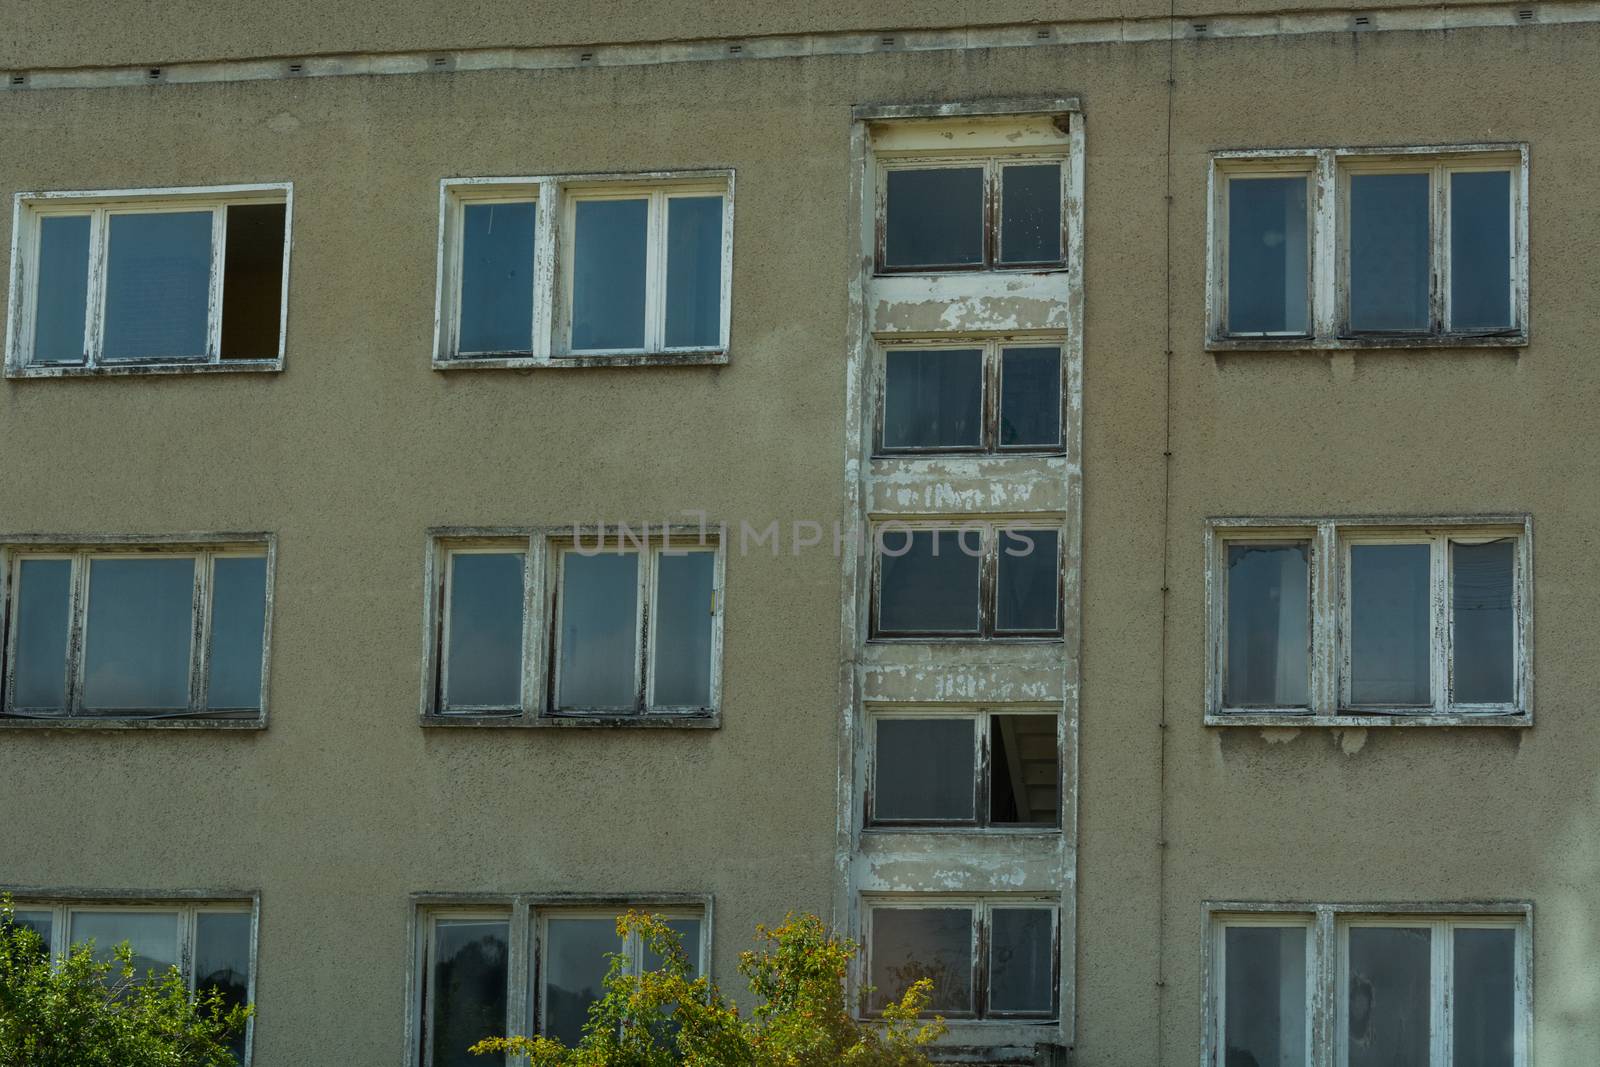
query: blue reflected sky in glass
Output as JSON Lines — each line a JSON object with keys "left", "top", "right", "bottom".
{"left": 558, "top": 552, "right": 638, "bottom": 708}
{"left": 459, "top": 201, "right": 536, "bottom": 353}
{"left": 1450, "top": 171, "right": 1513, "bottom": 332}
{"left": 207, "top": 556, "right": 268, "bottom": 710}
{"left": 664, "top": 196, "right": 723, "bottom": 348}
{"left": 33, "top": 215, "right": 91, "bottom": 364}
{"left": 83, "top": 557, "right": 194, "bottom": 710}
{"left": 571, "top": 199, "right": 647, "bottom": 351}
{"left": 1349, "top": 173, "right": 1430, "bottom": 333}
{"left": 1228, "top": 176, "right": 1309, "bottom": 334}
{"left": 103, "top": 211, "right": 212, "bottom": 360}
{"left": 651, "top": 551, "right": 714, "bottom": 706}
{"left": 12, "top": 558, "right": 72, "bottom": 709}
{"left": 1452, "top": 539, "right": 1515, "bottom": 705}
{"left": 1348, "top": 543, "right": 1431, "bottom": 706}
{"left": 446, "top": 552, "right": 526, "bottom": 708}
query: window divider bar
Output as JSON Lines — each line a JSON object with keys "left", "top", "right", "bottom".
{"left": 1432, "top": 536, "right": 1450, "bottom": 715}
{"left": 190, "top": 551, "right": 211, "bottom": 714}
{"left": 67, "top": 552, "right": 89, "bottom": 716}
{"left": 1313, "top": 522, "right": 1338, "bottom": 716}
{"left": 1312, "top": 151, "right": 1338, "bottom": 340}
{"left": 207, "top": 204, "right": 227, "bottom": 361}
{"left": 86, "top": 208, "right": 110, "bottom": 366}
{"left": 532, "top": 181, "right": 558, "bottom": 362}
{"left": 1433, "top": 918, "right": 1452, "bottom": 1067}
{"left": 1432, "top": 163, "right": 1449, "bottom": 334}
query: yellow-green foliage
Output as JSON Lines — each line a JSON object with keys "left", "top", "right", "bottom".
{"left": 471, "top": 912, "right": 945, "bottom": 1067}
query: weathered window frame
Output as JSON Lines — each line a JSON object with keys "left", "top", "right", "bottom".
{"left": 1202, "top": 902, "right": 1531, "bottom": 1067}
{"left": 861, "top": 896, "right": 1060, "bottom": 1022}
{"left": 0, "top": 534, "right": 275, "bottom": 729}
{"left": 421, "top": 526, "right": 724, "bottom": 727}
{"left": 1204, "top": 517, "right": 1531, "bottom": 726}
{"left": 432, "top": 171, "right": 734, "bottom": 370}
{"left": 1206, "top": 145, "right": 1528, "bottom": 351}
{"left": 406, "top": 892, "right": 711, "bottom": 1067}
{"left": 5, "top": 184, "right": 292, "bottom": 377}
{"left": 873, "top": 335, "right": 1067, "bottom": 456}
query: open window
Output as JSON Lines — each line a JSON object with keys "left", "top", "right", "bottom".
{"left": 868, "top": 709, "right": 1059, "bottom": 828}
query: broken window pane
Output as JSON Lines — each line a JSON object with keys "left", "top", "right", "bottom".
{"left": 664, "top": 196, "right": 723, "bottom": 348}
{"left": 1227, "top": 176, "right": 1310, "bottom": 335}
{"left": 1346, "top": 926, "right": 1431, "bottom": 1067}
{"left": 429, "top": 919, "right": 509, "bottom": 1067}
{"left": 458, "top": 201, "right": 536, "bottom": 354}
{"left": 543, "top": 917, "right": 619, "bottom": 1045}
{"left": 1223, "top": 925, "right": 1308, "bottom": 1067}
{"left": 651, "top": 550, "right": 715, "bottom": 707}
{"left": 206, "top": 556, "right": 268, "bottom": 710}
{"left": 869, "top": 908, "right": 973, "bottom": 1013}
{"left": 571, "top": 198, "right": 648, "bottom": 351}
{"left": 999, "top": 346, "right": 1062, "bottom": 448}
{"left": 873, "top": 717, "right": 976, "bottom": 822}
{"left": 882, "top": 348, "right": 983, "bottom": 450}
{"left": 1225, "top": 543, "right": 1311, "bottom": 707}
{"left": 1349, "top": 544, "right": 1432, "bottom": 706}
{"left": 33, "top": 214, "right": 91, "bottom": 364}
{"left": 988, "top": 908, "right": 1054, "bottom": 1014}
{"left": 883, "top": 167, "right": 984, "bottom": 269}
{"left": 990, "top": 714, "right": 1058, "bottom": 826}
{"left": 1450, "top": 171, "right": 1513, "bottom": 332}
{"left": 557, "top": 552, "right": 639, "bottom": 709}
{"left": 1453, "top": 927, "right": 1516, "bottom": 1067}
{"left": 83, "top": 557, "right": 194, "bottom": 711}
{"left": 877, "top": 529, "right": 982, "bottom": 635}
{"left": 195, "top": 912, "right": 253, "bottom": 1064}
{"left": 1452, "top": 540, "right": 1515, "bottom": 705}
{"left": 103, "top": 211, "right": 212, "bottom": 360}
{"left": 12, "top": 558, "right": 72, "bottom": 710}
{"left": 445, "top": 552, "right": 525, "bottom": 709}
{"left": 71, "top": 910, "right": 180, "bottom": 985}
{"left": 219, "top": 202, "right": 286, "bottom": 360}
{"left": 999, "top": 163, "right": 1062, "bottom": 265}
{"left": 1349, "top": 173, "right": 1430, "bottom": 333}
{"left": 996, "top": 529, "right": 1059, "bottom": 634}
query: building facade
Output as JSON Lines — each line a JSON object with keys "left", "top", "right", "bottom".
{"left": 1, "top": 2, "right": 1597, "bottom": 1064}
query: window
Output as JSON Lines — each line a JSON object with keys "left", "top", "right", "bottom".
{"left": 868, "top": 709, "right": 1059, "bottom": 827}
{"left": 434, "top": 173, "right": 732, "bottom": 367}
{"left": 7, "top": 185, "right": 291, "bottom": 375}
{"left": 426, "top": 527, "right": 723, "bottom": 722}
{"left": 2, "top": 539, "right": 272, "bottom": 723}
{"left": 413, "top": 899, "right": 705, "bottom": 1067}
{"left": 1207, "top": 907, "right": 1527, "bottom": 1067}
{"left": 1207, "top": 519, "right": 1529, "bottom": 722}
{"left": 877, "top": 339, "right": 1064, "bottom": 454}
{"left": 1208, "top": 146, "right": 1527, "bottom": 347}
{"left": 872, "top": 522, "right": 1061, "bottom": 638}
{"left": 865, "top": 899, "right": 1057, "bottom": 1019}
{"left": 9, "top": 898, "right": 256, "bottom": 1063}
{"left": 876, "top": 156, "right": 1065, "bottom": 272}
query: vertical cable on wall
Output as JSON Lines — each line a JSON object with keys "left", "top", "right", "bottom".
{"left": 1155, "top": 1, "right": 1177, "bottom": 1063}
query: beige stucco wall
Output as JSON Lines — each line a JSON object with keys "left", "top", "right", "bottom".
{"left": 0, "top": 10, "right": 1597, "bottom": 1066}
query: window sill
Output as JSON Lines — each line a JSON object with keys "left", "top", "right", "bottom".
{"left": 421, "top": 711, "right": 720, "bottom": 729}
{"left": 863, "top": 825, "right": 1062, "bottom": 837}
{"left": 433, "top": 351, "right": 727, "bottom": 371}
{"left": 868, "top": 635, "right": 1065, "bottom": 644}
{"left": 6, "top": 359, "right": 283, "bottom": 379}
{"left": 1206, "top": 711, "right": 1529, "bottom": 728}
{"left": 0, "top": 715, "right": 265, "bottom": 730}
{"left": 1206, "top": 333, "right": 1527, "bottom": 353}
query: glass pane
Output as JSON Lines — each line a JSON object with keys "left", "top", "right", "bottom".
{"left": 651, "top": 551, "right": 715, "bottom": 706}
{"left": 999, "top": 164, "right": 1062, "bottom": 264}
{"left": 445, "top": 552, "right": 525, "bottom": 708}
{"left": 70, "top": 910, "right": 179, "bottom": 984}
{"left": 12, "top": 558, "right": 72, "bottom": 710}
{"left": 33, "top": 214, "right": 91, "bottom": 364}
{"left": 884, "top": 167, "right": 984, "bottom": 269}
{"left": 207, "top": 556, "right": 268, "bottom": 710}
{"left": 664, "top": 196, "right": 723, "bottom": 348}
{"left": 1223, "top": 925, "right": 1308, "bottom": 1067}
{"left": 990, "top": 714, "right": 1058, "bottom": 826}
{"left": 1452, "top": 540, "right": 1515, "bottom": 705}
{"left": 9, "top": 910, "right": 53, "bottom": 955}
{"left": 571, "top": 198, "right": 647, "bottom": 351}
{"left": 103, "top": 211, "right": 213, "bottom": 360}
{"left": 873, "top": 717, "right": 976, "bottom": 822}
{"left": 558, "top": 552, "right": 639, "bottom": 709}
{"left": 882, "top": 348, "right": 983, "bottom": 450}
{"left": 988, "top": 908, "right": 1054, "bottom": 1014}
{"left": 1349, "top": 173, "right": 1430, "bottom": 333}
{"left": 996, "top": 529, "right": 1059, "bottom": 633}
{"left": 641, "top": 917, "right": 703, "bottom": 976}
{"left": 83, "top": 557, "right": 195, "bottom": 711}
{"left": 430, "top": 919, "right": 510, "bottom": 1067}
{"left": 1347, "top": 926, "right": 1432, "bottom": 1067}
{"left": 1227, "top": 176, "right": 1310, "bottom": 335}
{"left": 195, "top": 912, "right": 252, "bottom": 1063}
{"left": 219, "top": 202, "right": 286, "bottom": 360}
{"left": 1453, "top": 928, "right": 1516, "bottom": 1067}
{"left": 869, "top": 908, "right": 973, "bottom": 1013}
{"left": 877, "top": 529, "right": 982, "bottom": 635}
{"left": 543, "top": 917, "right": 620, "bottom": 1046}
{"left": 999, "top": 346, "right": 1062, "bottom": 448}
{"left": 1225, "top": 544, "right": 1311, "bottom": 707}
{"left": 459, "top": 201, "right": 536, "bottom": 354}
{"left": 1349, "top": 544, "right": 1432, "bottom": 706}
{"left": 1450, "top": 171, "right": 1513, "bottom": 332}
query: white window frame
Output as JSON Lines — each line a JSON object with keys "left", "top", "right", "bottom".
{"left": 1203, "top": 903, "right": 1531, "bottom": 1067}
{"left": 1206, "top": 145, "right": 1528, "bottom": 350}
{"left": 0, "top": 535, "right": 275, "bottom": 727}
{"left": 433, "top": 171, "right": 734, "bottom": 369}
{"left": 1205, "top": 517, "right": 1531, "bottom": 726}
{"left": 6, "top": 184, "right": 292, "bottom": 376}
{"left": 421, "top": 526, "right": 724, "bottom": 725}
